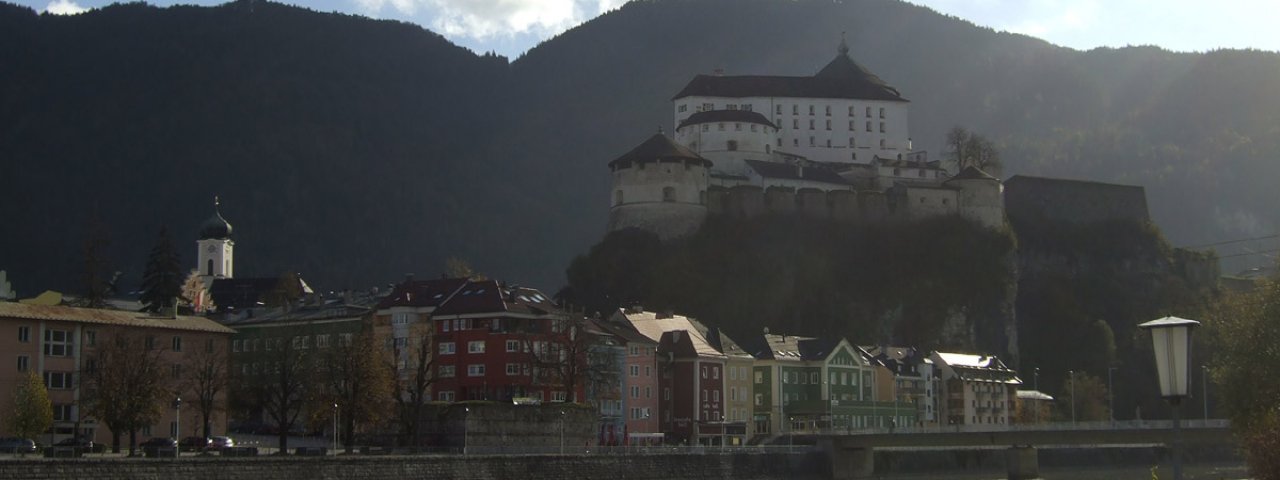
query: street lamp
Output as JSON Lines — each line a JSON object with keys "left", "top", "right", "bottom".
{"left": 1033, "top": 368, "right": 1040, "bottom": 425}
{"left": 173, "top": 396, "right": 181, "bottom": 460}
{"left": 1108, "top": 367, "right": 1117, "bottom": 425}
{"left": 1139, "top": 316, "right": 1201, "bottom": 480}
{"left": 463, "top": 407, "right": 470, "bottom": 456}
{"left": 559, "top": 410, "right": 565, "bottom": 455}
{"left": 332, "top": 403, "right": 338, "bottom": 454}
{"left": 1068, "top": 370, "right": 1075, "bottom": 426}
{"left": 1201, "top": 365, "right": 1209, "bottom": 422}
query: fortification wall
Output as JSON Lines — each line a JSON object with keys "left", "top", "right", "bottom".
{"left": 0, "top": 453, "right": 827, "bottom": 480}
{"left": 609, "top": 203, "right": 707, "bottom": 240}
{"left": 1004, "top": 176, "right": 1148, "bottom": 225}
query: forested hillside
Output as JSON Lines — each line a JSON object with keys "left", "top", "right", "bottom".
{"left": 1, "top": 0, "right": 1277, "bottom": 294}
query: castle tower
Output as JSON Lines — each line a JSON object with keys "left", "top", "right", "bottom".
{"left": 197, "top": 197, "right": 234, "bottom": 281}
{"left": 945, "top": 166, "right": 1006, "bottom": 230}
{"left": 608, "top": 132, "right": 712, "bottom": 240}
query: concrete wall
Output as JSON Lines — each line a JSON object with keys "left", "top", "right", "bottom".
{"left": 0, "top": 453, "right": 827, "bottom": 480}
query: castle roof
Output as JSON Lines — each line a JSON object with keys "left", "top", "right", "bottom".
{"left": 745, "top": 159, "right": 851, "bottom": 186}
{"left": 672, "top": 47, "right": 906, "bottom": 102}
{"left": 608, "top": 133, "right": 712, "bottom": 169}
{"left": 677, "top": 110, "right": 777, "bottom": 130}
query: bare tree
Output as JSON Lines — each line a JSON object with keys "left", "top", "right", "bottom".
{"left": 386, "top": 322, "right": 436, "bottom": 447}
{"left": 523, "top": 313, "right": 608, "bottom": 403}
{"left": 81, "top": 328, "right": 170, "bottom": 455}
{"left": 180, "top": 339, "right": 228, "bottom": 439}
{"left": 945, "top": 126, "right": 1001, "bottom": 173}
{"left": 234, "top": 336, "right": 315, "bottom": 452}
{"left": 320, "top": 330, "right": 392, "bottom": 452}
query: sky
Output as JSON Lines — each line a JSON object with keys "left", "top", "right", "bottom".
{"left": 20, "top": 0, "right": 1280, "bottom": 59}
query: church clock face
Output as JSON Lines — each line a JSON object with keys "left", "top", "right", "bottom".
{"left": 207, "top": 245, "right": 216, "bottom": 253}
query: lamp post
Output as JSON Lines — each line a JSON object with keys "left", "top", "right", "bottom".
{"left": 559, "top": 410, "right": 565, "bottom": 455}
{"left": 1139, "top": 316, "right": 1201, "bottom": 480}
{"left": 1068, "top": 370, "right": 1076, "bottom": 426}
{"left": 1033, "top": 368, "right": 1040, "bottom": 425}
{"left": 332, "top": 403, "right": 338, "bottom": 454}
{"left": 173, "top": 396, "right": 181, "bottom": 460}
{"left": 463, "top": 407, "right": 469, "bottom": 456}
{"left": 1108, "top": 367, "right": 1117, "bottom": 425}
{"left": 1201, "top": 365, "right": 1209, "bottom": 423}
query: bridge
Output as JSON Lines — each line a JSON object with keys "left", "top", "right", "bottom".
{"left": 809, "top": 420, "right": 1234, "bottom": 480}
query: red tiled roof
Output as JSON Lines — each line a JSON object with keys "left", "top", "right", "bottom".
{"left": 376, "top": 277, "right": 469, "bottom": 310}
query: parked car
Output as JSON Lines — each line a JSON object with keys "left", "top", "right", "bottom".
{"left": 139, "top": 437, "right": 177, "bottom": 448}
{"left": 179, "top": 437, "right": 210, "bottom": 452}
{"left": 208, "top": 436, "right": 235, "bottom": 450}
{"left": 53, "top": 437, "right": 94, "bottom": 449}
{"left": 0, "top": 437, "right": 37, "bottom": 454}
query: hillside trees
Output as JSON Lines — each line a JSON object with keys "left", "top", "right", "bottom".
{"left": 1055, "top": 372, "right": 1110, "bottom": 423}
{"left": 81, "top": 328, "right": 171, "bottom": 454}
{"left": 4, "top": 371, "right": 53, "bottom": 442}
{"left": 945, "top": 126, "right": 1001, "bottom": 173}
{"left": 1208, "top": 279, "right": 1280, "bottom": 479}
{"left": 139, "top": 226, "right": 183, "bottom": 313}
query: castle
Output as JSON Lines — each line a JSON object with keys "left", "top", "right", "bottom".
{"left": 607, "top": 39, "right": 1005, "bottom": 238}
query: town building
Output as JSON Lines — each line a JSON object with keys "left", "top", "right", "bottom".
{"left": 595, "top": 320, "right": 662, "bottom": 445}
{"left": 0, "top": 302, "right": 233, "bottom": 445}
{"left": 867, "top": 346, "right": 941, "bottom": 428}
{"left": 931, "top": 351, "right": 1021, "bottom": 427}
{"left": 582, "top": 319, "right": 626, "bottom": 445}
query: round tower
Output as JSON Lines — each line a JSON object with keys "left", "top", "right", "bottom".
{"left": 945, "top": 166, "right": 1005, "bottom": 230}
{"left": 673, "top": 110, "right": 779, "bottom": 178}
{"left": 197, "top": 196, "right": 234, "bottom": 280}
{"left": 608, "top": 132, "right": 712, "bottom": 240}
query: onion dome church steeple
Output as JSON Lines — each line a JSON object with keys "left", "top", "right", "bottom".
{"left": 197, "top": 196, "right": 234, "bottom": 280}
{"left": 199, "top": 196, "right": 233, "bottom": 240}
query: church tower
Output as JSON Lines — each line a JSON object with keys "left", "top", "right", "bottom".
{"left": 197, "top": 197, "right": 234, "bottom": 281}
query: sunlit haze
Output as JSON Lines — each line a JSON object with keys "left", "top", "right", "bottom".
{"left": 13, "top": 0, "right": 1280, "bottom": 59}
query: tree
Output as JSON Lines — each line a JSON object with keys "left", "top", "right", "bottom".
{"left": 234, "top": 335, "right": 315, "bottom": 452}
{"left": 81, "top": 328, "right": 170, "bottom": 455}
{"left": 945, "top": 126, "right": 1001, "bottom": 173}
{"left": 139, "top": 225, "right": 183, "bottom": 313}
{"left": 79, "top": 213, "right": 116, "bottom": 309}
{"left": 444, "top": 257, "right": 485, "bottom": 280}
{"left": 1055, "top": 372, "right": 1110, "bottom": 422}
{"left": 320, "top": 330, "right": 392, "bottom": 453}
{"left": 4, "top": 371, "right": 53, "bottom": 441}
{"left": 180, "top": 339, "right": 228, "bottom": 439}
{"left": 523, "top": 313, "right": 607, "bottom": 403}
{"left": 386, "top": 322, "right": 436, "bottom": 447}
{"left": 1208, "top": 279, "right": 1280, "bottom": 479}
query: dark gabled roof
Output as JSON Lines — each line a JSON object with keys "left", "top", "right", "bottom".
{"left": 874, "top": 156, "right": 943, "bottom": 169}
{"left": 744, "top": 160, "right": 851, "bottom": 185}
{"left": 221, "top": 303, "right": 370, "bottom": 327}
{"left": 209, "top": 276, "right": 309, "bottom": 311}
{"left": 945, "top": 166, "right": 999, "bottom": 183}
{"left": 677, "top": 110, "right": 777, "bottom": 130}
{"left": 375, "top": 277, "right": 468, "bottom": 310}
{"left": 796, "top": 336, "right": 841, "bottom": 360}
{"left": 431, "top": 280, "right": 561, "bottom": 317}
{"left": 609, "top": 133, "right": 711, "bottom": 169}
{"left": 672, "top": 53, "right": 906, "bottom": 102}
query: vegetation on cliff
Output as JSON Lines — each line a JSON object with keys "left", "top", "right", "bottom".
{"left": 1208, "top": 278, "right": 1280, "bottom": 479}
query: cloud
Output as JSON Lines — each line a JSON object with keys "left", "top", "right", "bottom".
{"left": 44, "top": 0, "right": 87, "bottom": 15}
{"left": 354, "top": 0, "right": 628, "bottom": 40}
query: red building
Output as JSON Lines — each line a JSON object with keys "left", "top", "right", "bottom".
{"left": 619, "top": 310, "right": 727, "bottom": 445}
{"left": 429, "top": 280, "right": 584, "bottom": 403}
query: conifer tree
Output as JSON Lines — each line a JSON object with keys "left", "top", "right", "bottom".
{"left": 140, "top": 226, "right": 183, "bottom": 313}
{"left": 4, "top": 371, "right": 53, "bottom": 441}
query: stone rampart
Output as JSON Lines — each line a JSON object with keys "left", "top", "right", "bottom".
{"left": 0, "top": 452, "right": 826, "bottom": 480}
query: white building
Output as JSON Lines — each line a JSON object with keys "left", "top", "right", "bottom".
{"left": 197, "top": 197, "right": 234, "bottom": 283}
{"left": 930, "top": 351, "right": 1021, "bottom": 428}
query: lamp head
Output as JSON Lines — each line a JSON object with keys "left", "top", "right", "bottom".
{"left": 1139, "top": 316, "right": 1200, "bottom": 400}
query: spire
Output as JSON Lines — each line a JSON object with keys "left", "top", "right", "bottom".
{"left": 214, "top": 195, "right": 220, "bottom": 211}
{"left": 838, "top": 31, "right": 849, "bottom": 56}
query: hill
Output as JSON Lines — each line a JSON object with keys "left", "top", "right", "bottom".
{"left": 1, "top": 0, "right": 1278, "bottom": 294}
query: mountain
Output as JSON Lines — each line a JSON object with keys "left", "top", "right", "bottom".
{"left": 2, "top": 0, "right": 1279, "bottom": 295}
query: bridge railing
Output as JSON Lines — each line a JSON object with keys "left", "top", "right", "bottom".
{"left": 806, "top": 419, "right": 1230, "bottom": 436}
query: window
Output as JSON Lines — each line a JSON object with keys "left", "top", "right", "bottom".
{"left": 145, "top": 335, "right": 157, "bottom": 350}
{"left": 775, "top": 105, "right": 782, "bottom": 114}
{"left": 702, "top": 102, "right": 713, "bottom": 111}
{"left": 880, "top": 139, "right": 886, "bottom": 148}
{"left": 879, "top": 122, "right": 885, "bottom": 133}
{"left": 467, "top": 364, "right": 486, "bottom": 376}
{"left": 726, "top": 104, "right": 737, "bottom": 110}
{"left": 808, "top": 105, "right": 814, "bottom": 115}
{"left": 792, "top": 119, "right": 799, "bottom": 129}
{"left": 825, "top": 120, "right": 831, "bottom": 130}
{"left": 629, "top": 345, "right": 639, "bottom": 356}
{"left": 52, "top": 404, "right": 73, "bottom": 422}
{"left": 849, "top": 138, "right": 856, "bottom": 147}
{"left": 318, "top": 334, "right": 331, "bottom": 348}
{"left": 727, "top": 140, "right": 737, "bottom": 151}
{"left": 440, "top": 342, "right": 456, "bottom": 355}
{"left": 172, "top": 336, "right": 182, "bottom": 352}
{"left": 825, "top": 105, "right": 831, "bottom": 116}
{"left": 879, "top": 107, "right": 885, "bottom": 118}
{"left": 678, "top": 104, "right": 687, "bottom": 113}
{"left": 631, "top": 386, "right": 640, "bottom": 398}
{"left": 141, "top": 425, "right": 151, "bottom": 436}
{"left": 848, "top": 106, "right": 855, "bottom": 116}
{"left": 792, "top": 105, "right": 798, "bottom": 115}
{"left": 808, "top": 119, "right": 814, "bottom": 130}
{"left": 232, "top": 339, "right": 242, "bottom": 352}
{"left": 750, "top": 124, "right": 757, "bottom": 132}
{"left": 793, "top": 139, "right": 799, "bottom": 147}
{"left": 339, "top": 334, "right": 353, "bottom": 346}
{"left": 43, "top": 371, "right": 73, "bottom": 389}
{"left": 664, "top": 388, "right": 671, "bottom": 400}
{"left": 811, "top": 372, "right": 819, "bottom": 384}
{"left": 701, "top": 124, "right": 709, "bottom": 132}
{"left": 630, "top": 365, "right": 640, "bottom": 377}
{"left": 84, "top": 330, "right": 96, "bottom": 347}
{"left": 18, "top": 326, "right": 30, "bottom": 343}
{"left": 44, "top": 330, "right": 72, "bottom": 357}
{"left": 506, "top": 340, "right": 520, "bottom": 352}
{"left": 662, "top": 186, "right": 676, "bottom": 202}
{"left": 645, "top": 386, "right": 652, "bottom": 398}
{"left": 755, "top": 371, "right": 763, "bottom": 384}
{"left": 865, "top": 106, "right": 871, "bottom": 117}
{"left": 729, "top": 367, "right": 736, "bottom": 381}
{"left": 439, "top": 391, "right": 455, "bottom": 402}
{"left": 809, "top": 136, "right": 815, "bottom": 146}
{"left": 701, "top": 366, "right": 707, "bottom": 379}
{"left": 468, "top": 341, "right": 485, "bottom": 353}
{"left": 702, "top": 390, "right": 708, "bottom": 402}
{"left": 506, "top": 363, "right": 520, "bottom": 375}
{"left": 16, "top": 355, "right": 29, "bottom": 372}
{"left": 713, "top": 366, "right": 719, "bottom": 379}
{"left": 718, "top": 123, "right": 725, "bottom": 131}
{"left": 613, "top": 190, "right": 623, "bottom": 206}
{"left": 552, "top": 391, "right": 568, "bottom": 402}
{"left": 865, "top": 121, "right": 872, "bottom": 132}
{"left": 439, "top": 365, "right": 456, "bottom": 378}
{"left": 734, "top": 123, "right": 741, "bottom": 131}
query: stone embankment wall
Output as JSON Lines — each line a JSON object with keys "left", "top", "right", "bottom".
{"left": 0, "top": 452, "right": 827, "bottom": 480}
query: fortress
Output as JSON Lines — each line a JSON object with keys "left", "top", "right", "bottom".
{"left": 607, "top": 39, "right": 1005, "bottom": 238}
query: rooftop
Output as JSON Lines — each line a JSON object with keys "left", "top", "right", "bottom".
{"left": 0, "top": 301, "right": 235, "bottom": 334}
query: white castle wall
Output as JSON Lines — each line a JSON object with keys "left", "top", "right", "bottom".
{"left": 675, "top": 121, "right": 777, "bottom": 178}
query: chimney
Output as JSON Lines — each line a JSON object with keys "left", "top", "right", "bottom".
{"left": 657, "top": 310, "right": 674, "bottom": 319}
